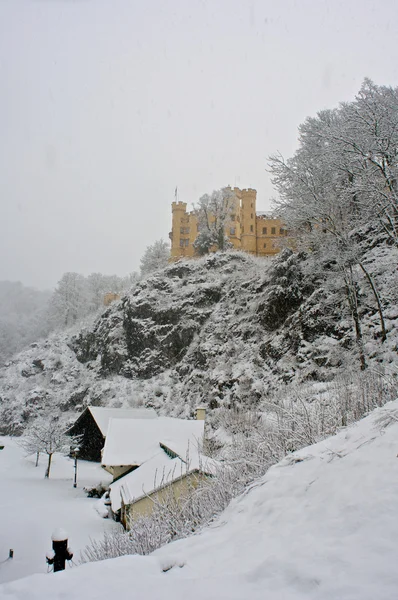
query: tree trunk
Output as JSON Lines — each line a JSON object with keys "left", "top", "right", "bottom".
{"left": 358, "top": 262, "right": 387, "bottom": 342}
{"left": 45, "top": 453, "right": 53, "bottom": 478}
{"left": 35, "top": 451, "right": 40, "bottom": 467}
{"left": 344, "top": 266, "right": 366, "bottom": 371}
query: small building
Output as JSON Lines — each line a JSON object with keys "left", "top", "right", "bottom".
{"left": 103, "top": 292, "right": 121, "bottom": 306}
{"left": 67, "top": 406, "right": 158, "bottom": 462}
{"left": 104, "top": 414, "right": 215, "bottom": 528}
{"left": 102, "top": 416, "right": 205, "bottom": 480}
{"left": 113, "top": 446, "right": 216, "bottom": 529}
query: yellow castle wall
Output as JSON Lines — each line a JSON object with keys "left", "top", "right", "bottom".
{"left": 170, "top": 188, "right": 288, "bottom": 261}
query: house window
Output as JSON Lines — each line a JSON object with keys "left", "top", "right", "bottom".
{"left": 262, "top": 227, "right": 267, "bottom": 235}
{"left": 271, "top": 227, "right": 276, "bottom": 234}
{"left": 230, "top": 227, "right": 236, "bottom": 235}
{"left": 250, "top": 225, "right": 253, "bottom": 232}
{"left": 263, "top": 242, "right": 267, "bottom": 248}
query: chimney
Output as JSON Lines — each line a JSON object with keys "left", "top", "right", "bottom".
{"left": 195, "top": 406, "right": 206, "bottom": 421}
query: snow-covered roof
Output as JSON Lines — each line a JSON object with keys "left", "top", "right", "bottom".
{"left": 256, "top": 211, "right": 275, "bottom": 218}
{"left": 109, "top": 447, "right": 217, "bottom": 512}
{"left": 88, "top": 406, "right": 157, "bottom": 437}
{"left": 102, "top": 417, "right": 205, "bottom": 467}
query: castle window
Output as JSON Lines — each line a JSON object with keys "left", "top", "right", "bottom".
{"left": 263, "top": 242, "right": 267, "bottom": 248}
{"left": 180, "top": 239, "right": 189, "bottom": 247}
{"left": 231, "top": 214, "right": 236, "bottom": 221}
{"left": 180, "top": 239, "right": 184, "bottom": 247}
{"left": 230, "top": 227, "right": 236, "bottom": 235}
{"left": 262, "top": 227, "right": 267, "bottom": 235}
{"left": 250, "top": 225, "right": 253, "bottom": 232}
{"left": 279, "top": 228, "right": 284, "bottom": 235}
{"left": 251, "top": 213, "right": 253, "bottom": 219}
{"left": 271, "top": 227, "right": 276, "bottom": 234}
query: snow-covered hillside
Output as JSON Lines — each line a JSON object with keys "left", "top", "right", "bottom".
{"left": 1, "top": 246, "right": 397, "bottom": 433}
{"left": 2, "top": 400, "right": 398, "bottom": 600}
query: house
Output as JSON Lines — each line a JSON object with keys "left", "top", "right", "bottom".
{"left": 67, "top": 406, "right": 157, "bottom": 461}
{"left": 103, "top": 411, "right": 215, "bottom": 527}
{"left": 102, "top": 416, "right": 205, "bottom": 480}
{"left": 112, "top": 444, "right": 216, "bottom": 529}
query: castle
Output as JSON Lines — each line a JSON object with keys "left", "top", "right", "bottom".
{"left": 170, "top": 187, "right": 287, "bottom": 261}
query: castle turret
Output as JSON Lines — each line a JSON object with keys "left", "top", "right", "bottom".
{"left": 240, "top": 188, "right": 257, "bottom": 254}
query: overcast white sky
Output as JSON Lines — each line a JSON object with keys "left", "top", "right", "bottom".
{"left": 1, "top": 0, "right": 398, "bottom": 289}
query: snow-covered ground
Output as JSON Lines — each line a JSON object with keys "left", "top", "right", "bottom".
{"left": 2, "top": 400, "right": 398, "bottom": 599}
{"left": 0, "top": 438, "right": 117, "bottom": 584}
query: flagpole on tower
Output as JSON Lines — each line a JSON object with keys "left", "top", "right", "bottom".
{"left": 175, "top": 186, "right": 178, "bottom": 202}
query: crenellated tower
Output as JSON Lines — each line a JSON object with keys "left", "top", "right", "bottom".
{"left": 240, "top": 188, "right": 257, "bottom": 254}
{"left": 170, "top": 201, "right": 188, "bottom": 260}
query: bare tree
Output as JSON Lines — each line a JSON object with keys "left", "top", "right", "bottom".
{"left": 18, "top": 416, "right": 80, "bottom": 479}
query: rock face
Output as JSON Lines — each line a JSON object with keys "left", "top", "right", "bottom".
{"left": 1, "top": 247, "right": 397, "bottom": 433}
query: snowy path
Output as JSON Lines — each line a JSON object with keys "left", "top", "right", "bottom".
{"left": 0, "top": 438, "right": 118, "bottom": 584}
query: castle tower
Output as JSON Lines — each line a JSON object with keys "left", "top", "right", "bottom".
{"left": 240, "top": 188, "right": 257, "bottom": 254}
{"left": 170, "top": 201, "right": 187, "bottom": 259}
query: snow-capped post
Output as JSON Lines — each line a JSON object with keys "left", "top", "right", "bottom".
{"left": 71, "top": 446, "right": 79, "bottom": 488}
{"left": 46, "top": 529, "right": 73, "bottom": 573}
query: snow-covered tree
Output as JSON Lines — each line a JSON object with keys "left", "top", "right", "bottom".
{"left": 193, "top": 188, "right": 237, "bottom": 255}
{"left": 140, "top": 239, "right": 170, "bottom": 275}
{"left": 341, "top": 79, "right": 398, "bottom": 245}
{"left": 18, "top": 416, "right": 79, "bottom": 478}
{"left": 49, "top": 272, "right": 87, "bottom": 328}
{"left": 268, "top": 80, "right": 393, "bottom": 367}
{"left": 0, "top": 281, "right": 51, "bottom": 365}
{"left": 86, "top": 272, "right": 137, "bottom": 312}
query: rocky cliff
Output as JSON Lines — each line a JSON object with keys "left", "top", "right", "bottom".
{"left": 1, "top": 246, "right": 397, "bottom": 434}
